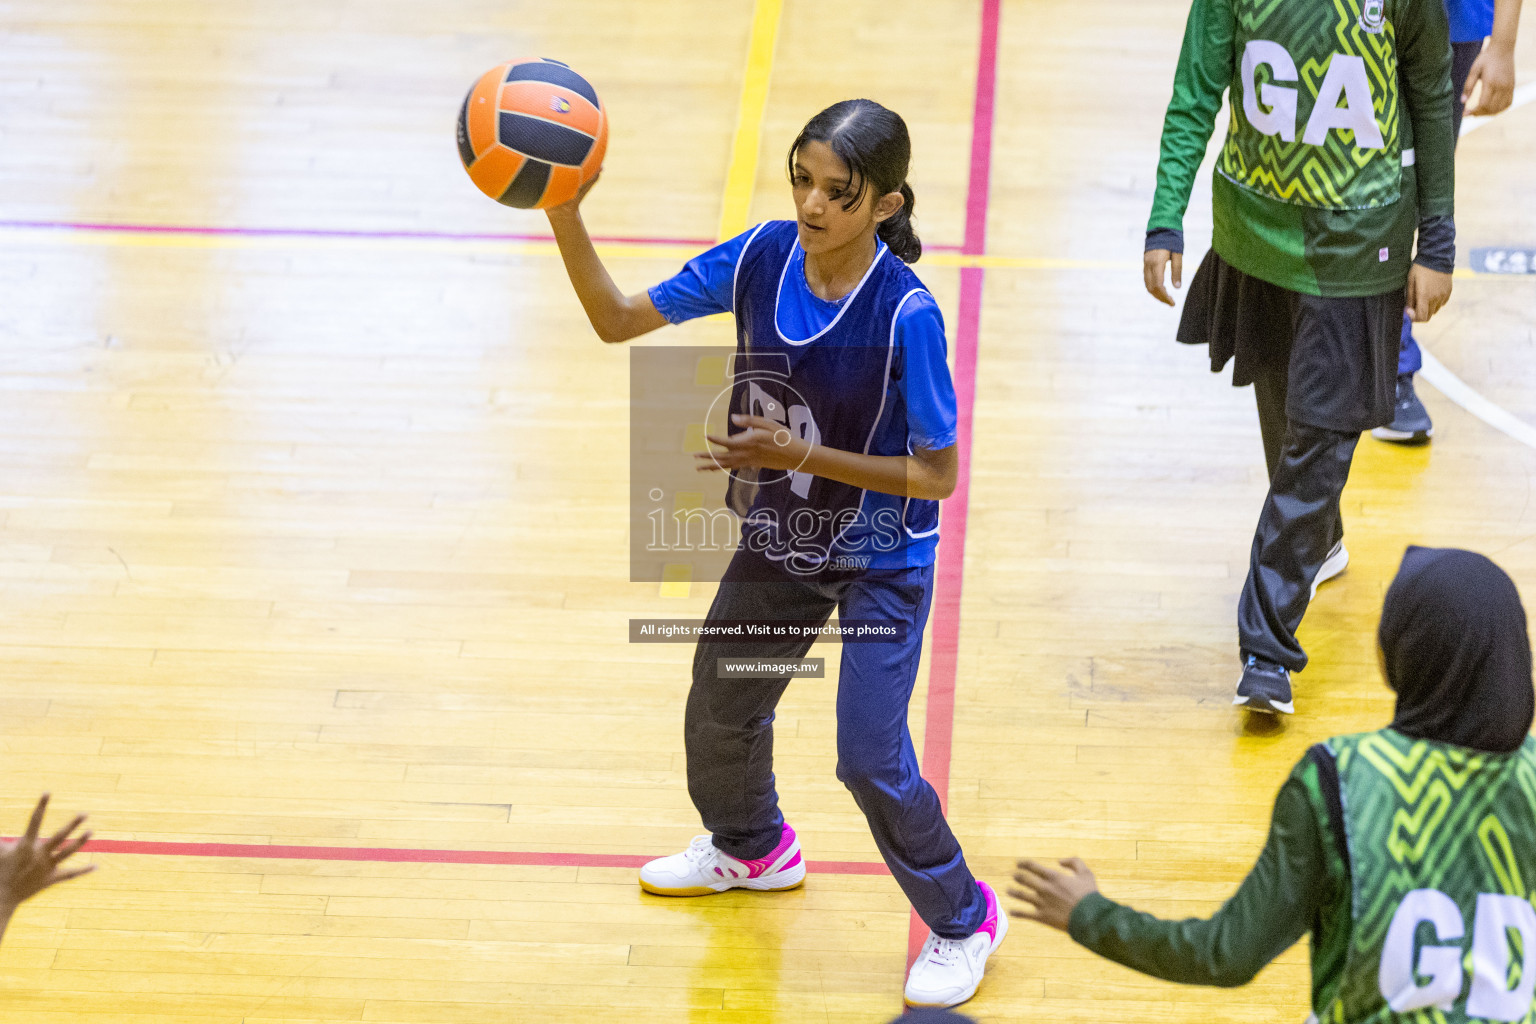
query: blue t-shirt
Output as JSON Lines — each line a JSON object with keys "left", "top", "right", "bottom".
{"left": 1446, "top": 0, "right": 1494, "bottom": 43}
{"left": 649, "top": 227, "right": 958, "bottom": 569}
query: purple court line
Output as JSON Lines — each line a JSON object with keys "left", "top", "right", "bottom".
{"left": 53, "top": 838, "right": 890, "bottom": 876}
{"left": 0, "top": 217, "right": 965, "bottom": 253}
{"left": 0, "top": 217, "right": 712, "bottom": 249}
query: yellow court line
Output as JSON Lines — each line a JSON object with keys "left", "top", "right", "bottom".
{"left": 0, "top": 226, "right": 1119, "bottom": 269}
{"left": 716, "top": 0, "right": 784, "bottom": 242}
{"left": 924, "top": 252, "right": 1132, "bottom": 272}
{"left": 0, "top": 228, "right": 1518, "bottom": 280}
{"left": 0, "top": 227, "right": 1134, "bottom": 270}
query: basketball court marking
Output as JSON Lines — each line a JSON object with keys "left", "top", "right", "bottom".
{"left": 4, "top": 838, "right": 888, "bottom": 875}
{"left": 923, "top": 0, "right": 999, "bottom": 824}
{"left": 0, "top": 217, "right": 968, "bottom": 253}
{"left": 1418, "top": 349, "right": 1536, "bottom": 450}
{"left": 904, "top": 0, "right": 1000, "bottom": 965}
{"left": 0, "top": 0, "right": 1003, "bottom": 969}
{"left": 3, "top": 220, "right": 1522, "bottom": 284}
{"left": 1413, "top": 80, "right": 1536, "bottom": 452}
{"left": 1460, "top": 80, "right": 1536, "bottom": 135}
{"left": 0, "top": 217, "right": 714, "bottom": 248}
{"left": 1, "top": 0, "right": 1521, "bottom": 955}
{"left": 716, "top": 0, "right": 784, "bottom": 241}
{"left": 0, "top": 221, "right": 1151, "bottom": 272}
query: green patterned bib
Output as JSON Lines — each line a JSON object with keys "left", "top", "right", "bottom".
{"left": 1220, "top": 0, "right": 1403, "bottom": 210}
{"left": 1319, "top": 730, "right": 1536, "bottom": 1024}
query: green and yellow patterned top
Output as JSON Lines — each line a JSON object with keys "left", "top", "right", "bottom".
{"left": 1148, "top": 0, "right": 1456, "bottom": 296}
{"left": 1070, "top": 730, "right": 1536, "bottom": 1024}
{"left": 1319, "top": 730, "right": 1536, "bottom": 1024}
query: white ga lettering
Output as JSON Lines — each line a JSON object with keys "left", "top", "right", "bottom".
{"left": 1241, "top": 41, "right": 1385, "bottom": 150}
{"left": 1379, "top": 888, "right": 1536, "bottom": 1021}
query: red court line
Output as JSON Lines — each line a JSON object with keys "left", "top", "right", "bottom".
{"left": 0, "top": 217, "right": 966, "bottom": 253}
{"left": 925, "top": 0, "right": 1001, "bottom": 811}
{"left": 6, "top": 2, "right": 997, "bottom": 963}
{"left": 61, "top": 839, "right": 889, "bottom": 875}
{"left": 907, "top": 0, "right": 1000, "bottom": 967}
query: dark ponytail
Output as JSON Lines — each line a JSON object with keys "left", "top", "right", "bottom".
{"left": 786, "top": 99, "right": 922, "bottom": 264}
{"left": 880, "top": 182, "right": 919, "bottom": 264}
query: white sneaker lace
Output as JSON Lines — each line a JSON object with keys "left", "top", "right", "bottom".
{"left": 680, "top": 835, "right": 722, "bottom": 870}
{"left": 921, "top": 935, "right": 965, "bottom": 968}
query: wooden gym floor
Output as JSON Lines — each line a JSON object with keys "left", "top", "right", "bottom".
{"left": 1, "top": 0, "right": 1534, "bottom": 1021}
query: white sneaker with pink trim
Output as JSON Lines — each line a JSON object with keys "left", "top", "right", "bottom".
{"left": 638, "top": 823, "right": 806, "bottom": 896}
{"left": 903, "top": 879, "right": 1008, "bottom": 1008}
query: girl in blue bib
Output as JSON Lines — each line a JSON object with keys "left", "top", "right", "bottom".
{"left": 545, "top": 99, "right": 1006, "bottom": 1009}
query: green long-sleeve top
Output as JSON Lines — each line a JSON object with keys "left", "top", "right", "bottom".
{"left": 1068, "top": 754, "right": 1354, "bottom": 1009}
{"left": 1147, "top": 0, "right": 1456, "bottom": 296}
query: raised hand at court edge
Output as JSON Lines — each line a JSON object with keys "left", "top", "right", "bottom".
{"left": 0, "top": 794, "right": 95, "bottom": 943}
{"left": 1008, "top": 857, "right": 1100, "bottom": 931}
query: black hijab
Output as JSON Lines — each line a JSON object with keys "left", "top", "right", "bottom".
{"left": 1380, "top": 546, "right": 1534, "bottom": 753}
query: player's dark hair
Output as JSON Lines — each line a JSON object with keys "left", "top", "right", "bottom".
{"left": 786, "top": 99, "right": 921, "bottom": 264}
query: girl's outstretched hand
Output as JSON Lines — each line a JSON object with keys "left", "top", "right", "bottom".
{"left": 697, "top": 414, "right": 808, "bottom": 473}
{"left": 0, "top": 794, "right": 95, "bottom": 913}
{"left": 1008, "top": 857, "right": 1099, "bottom": 931}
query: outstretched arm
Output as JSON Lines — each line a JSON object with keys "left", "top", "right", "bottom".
{"left": 1008, "top": 766, "right": 1332, "bottom": 987}
{"left": 0, "top": 794, "right": 95, "bottom": 945}
{"left": 545, "top": 178, "right": 669, "bottom": 344}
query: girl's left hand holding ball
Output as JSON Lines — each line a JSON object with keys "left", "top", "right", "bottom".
{"left": 697, "top": 414, "right": 808, "bottom": 472}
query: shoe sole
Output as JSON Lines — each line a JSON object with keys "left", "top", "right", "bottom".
{"left": 1371, "top": 425, "right": 1434, "bottom": 444}
{"left": 903, "top": 894, "right": 1009, "bottom": 1008}
{"left": 1311, "top": 546, "right": 1349, "bottom": 599}
{"left": 639, "top": 866, "right": 806, "bottom": 897}
{"left": 1233, "top": 693, "right": 1294, "bottom": 715}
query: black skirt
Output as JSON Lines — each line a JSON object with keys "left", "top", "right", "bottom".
{"left": 1176, "top": 250, "right": 1405, "bottom": 433}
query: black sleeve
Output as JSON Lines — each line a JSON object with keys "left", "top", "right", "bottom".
{"left": 1398, "top": 0, "right": 1456, "bottom": 268}
{"left": 1414, "top": 215, "right": 1456, "bottom": 274}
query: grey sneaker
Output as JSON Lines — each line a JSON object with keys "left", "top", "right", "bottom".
{"left": 1371, "top": 373, "right": 1433, "bottom": 444}
{"left": 1311, "top": 541, "right": 1349, "bottom": 599}
{"left": 1234, "top": 654, "right": 1293, "bottom": 715}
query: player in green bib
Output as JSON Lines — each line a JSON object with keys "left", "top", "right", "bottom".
{"left": 1143, "top": 0, "right": 1458, "bottom": 714}
{"left": 1007, "top": 547, "right": 1536, "bottom": 1023}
